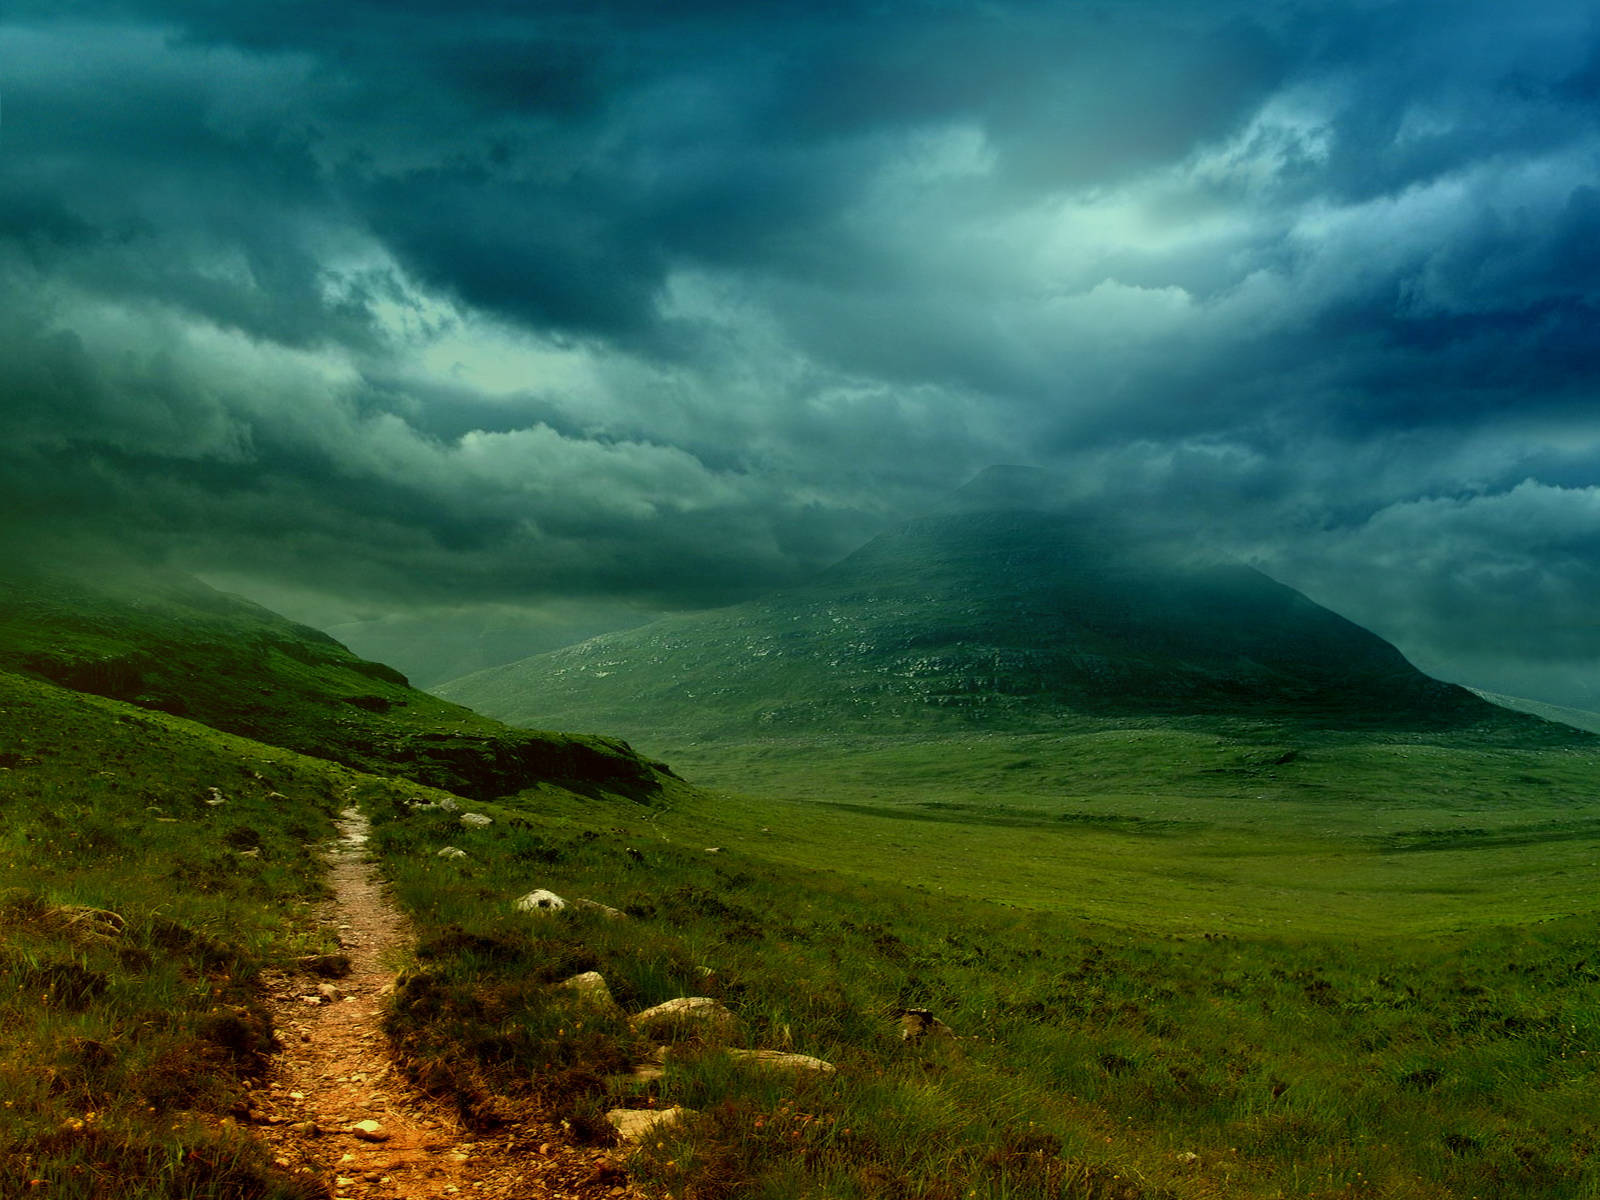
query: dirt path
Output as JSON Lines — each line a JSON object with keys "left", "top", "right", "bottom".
{"left": 250, "top": 807, "right": 646, "bottom": 1200}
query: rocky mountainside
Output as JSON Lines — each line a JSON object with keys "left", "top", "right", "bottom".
{"left": 440, "top": 506, "right": 1532, "bottom": 743}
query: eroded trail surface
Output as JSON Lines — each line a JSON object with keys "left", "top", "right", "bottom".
{"left": 252, "top": 807, "right": 644, "bottom": 1200}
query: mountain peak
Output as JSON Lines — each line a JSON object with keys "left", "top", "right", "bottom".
{"left": 441, "top": 504, "right": 1513, "bottom": 742}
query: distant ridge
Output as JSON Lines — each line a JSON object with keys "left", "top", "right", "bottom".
{"left": 1471, "top": 689, "right": 1600, "bottom": 736}
{"left": 439, "top": 502, "right": 1546, "bottom": 744}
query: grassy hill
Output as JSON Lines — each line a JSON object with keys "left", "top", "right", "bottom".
{"left": 439, "top": 508, "right": 1555, "bottom": 747}
{"left": 0, "top": 561, "right": 671, "bottom": 801}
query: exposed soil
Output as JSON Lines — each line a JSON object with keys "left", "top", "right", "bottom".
{"left": 251, "top": 807, "right": 647, "bottom": 1200}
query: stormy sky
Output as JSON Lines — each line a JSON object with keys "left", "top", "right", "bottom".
{"left": 4, "top": 1, "right": 1600, "bottom": 703}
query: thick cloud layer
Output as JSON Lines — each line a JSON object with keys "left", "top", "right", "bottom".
{"left": 3, "top": 1, "right": 1600, "bottom": 704}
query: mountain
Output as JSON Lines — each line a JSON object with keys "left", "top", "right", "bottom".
{"left": 439, "top": 506, "right": 1541, "bottom": 744}
{"left": 0, "top": 560, "right": 672, "bottom": 801}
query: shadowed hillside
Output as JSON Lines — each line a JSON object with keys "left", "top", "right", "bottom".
{"left": 0, "top": 561, "right": 672, "bottom": 801}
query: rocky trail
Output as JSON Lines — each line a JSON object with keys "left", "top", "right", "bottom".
{"left": 249, "top": 808, "right": 647, "bottom": 1200}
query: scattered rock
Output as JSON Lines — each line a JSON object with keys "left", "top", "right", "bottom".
{"left": 895, "top": 1008, "right": 956, "bottom": 1041}
{"left": 572, "top": 897, "right": 628, "bottom": 919}
{"left": 350, "top": 1119, "right": 389, "bottom": 1143}
{"left": 436, "top": 846, "right": 468, "bottom": 859}
{"left": 703, "top": 846, "right": 722, "bottom": 853}
{"left": 407, "top": 796, "right": 461, "bottom": 813}
{"left": 726, "top": 1049, "right": 837, "bottom": 1074}
{"left": 289, "top": 1121, "right": 320, "bottom": 1137}
{"left": 459, "top": 813, "right": 492, "bottom": 828}
{"left": 558, "top": 971, "right": 623, "bottom": 1015}
{"left": 296, "top": 953, "right": 352, "bottom": 978}
{"left": 1176, "top": 1151, "right": 1201, "bottom": 1165}
{"left": 318, "top": 983, "right": 344, "bottom": 1003}
{"left": 631, "top": 997, "right": 740, "bottom": 1042}
{"left": 514, "top": 889, "right": 567, "bottom": 913}
{"left": 605, "top": 1106, "right": 696, "bottom": 1143}
{"left": 205, "top": 787, "right": 227, "bottom": 806}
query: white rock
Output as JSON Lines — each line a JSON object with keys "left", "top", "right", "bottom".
{"left": 631, "top": 996, "right": 739, "bottom": 1041}
{"left": 726, "top": 1049, "right": 837, "bottom": 1074}
{"left": 558, "top": 971, "right": 622, "bottom": 1015}
{"left": 436, "top": 846, "right": 467, "bottom": 859}
{"left": 605, "top": 1106, "right": 695, "bottom": 1143}
{"left": 459, "top": 812, "right": 492, "bottom": 828}
{"left": 514, "top": 888, "right": 566, "bottom": 913}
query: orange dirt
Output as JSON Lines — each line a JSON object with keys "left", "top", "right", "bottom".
{"left": 249, "top": 808, "right": 648, "bottom": 1200}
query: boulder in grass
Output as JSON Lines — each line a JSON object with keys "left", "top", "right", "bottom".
{"left": 630, "top": 996, "right": 739, "bottom": 1042}
{"left": 606, "top": 1106, "right": 695, "bottom": 1143}
{"left": 459, "top": 812, "right": 492, "bottom": 828}
{"left": 558, "top": 971, "right": 623, "bottom": 1016}
{"left": 436, "top": 846, "right": 468, "bottom": 859}
{"left": 726, "top": 1048, "right": 837, "bottom": 1074}
{"left": 514, "top": 888, "right": 567, "bottom": 913}
{"left": 572, "top": 897, "right": 628, "bottom": 920}
{"left": 895, "top": 1008, "right": 956, "bottom": 1041}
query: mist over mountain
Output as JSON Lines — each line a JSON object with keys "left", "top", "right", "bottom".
{"left": 439, "top": 499, "right": 1520, "bottom": 745}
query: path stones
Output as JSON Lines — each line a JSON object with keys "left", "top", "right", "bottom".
{"left": 350, "top": 1119, "right": 389, "bottom": 1143}
{"left": 631, "top": 997, "right": 739, "bottom": 1042}
{"left": 514, "top": 888, "right": 567, "bottom": 913}
{"left": 606, "top": 1105, "right": 696, "bottom": 1143}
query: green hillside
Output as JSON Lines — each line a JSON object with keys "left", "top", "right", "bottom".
{"left": 0, "top": 561, "right": 671, "bottom": 801}
{"left": 440, "top": 508, "right": 1551, "bottom": 746}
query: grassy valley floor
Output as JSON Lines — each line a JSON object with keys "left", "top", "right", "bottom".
{"left": 357, "top": 717, "right": 1600, "bottom": 1200}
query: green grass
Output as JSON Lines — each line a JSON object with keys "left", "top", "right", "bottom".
{"left": 360, "top": 770, "right": 1600, "bottom": 1199}
{"left": 0, "top": 669, "right": 347, "bottom": 1198}
{"left": 627, "top": 727, "right": 1600, "bottom": 936}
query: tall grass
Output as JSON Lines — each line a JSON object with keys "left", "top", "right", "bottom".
{"left": 0, "top": 671, "right": 342, "bottom": 1198}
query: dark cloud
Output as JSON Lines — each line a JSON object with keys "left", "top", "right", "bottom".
{"left": 4, "top": 1, "right": 1600, "bottom": 703}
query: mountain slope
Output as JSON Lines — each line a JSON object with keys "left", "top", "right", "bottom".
{"left": 0, "top": 560, "right": 672, "bottom": 800}
{"left": 440, "top": 508, "right": 1543, "bottom": 743}
{"left": 1470, "top": 688, "right": 1600, "bottom": 736}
